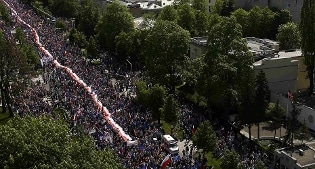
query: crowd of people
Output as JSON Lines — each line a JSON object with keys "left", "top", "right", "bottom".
{"left": 0, "top": 0, "right": 271, "bottom": 168}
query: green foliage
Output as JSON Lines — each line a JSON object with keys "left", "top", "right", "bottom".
{"left": 199, "top": 16, "right": 252, "bottom": 116}
{"left": 158, "top": 5, "right": 178, "bottom": 22}
{"left": 136, "top": 81, "right": 165, "bottom": 123}
{"left": 192, "top": 0, "right": 207, "bottom": 13}
{"left": 161, "top": 94, "right": 178, "bottom": 123}
{"left": 86, "top": 36, "right": 98, "bottom": 59}
{"left": 96, "top": 1, "right": 134, "bottom": 52}
{"left": 0, "top": 116, "right": 123, "bottom": 169}
{"left": 194, "top": 10, "right": 209, "bottom": 36}
{"left": 177, "top": 3, "right": 195, "bottom": 34}
{"left": 77, "top": 0, "right": 100, "bottom": 37}
{"left": 145, "top": 20, "right": 190, "bottom": 93}
{"left": 231, "top": 8, "right": 248, "bottom": 37}
{"left": 204, "top": 152, "right": 222, "bottom": 168}
{"left": 55, "top": 20, "right": 66, "bottom": 30}
{"left": 277, "top": 22, "right": 301, "bottom": 50}
{"left": 50, "top": 0, "right": 79, "bottom": 18}
{"left": 0, "top": 2, "right": 10, "bottom": 23}
{"left": 220, "top": 150, "right": 239, "bottom": 169}
{"left": 254, "top": 70, "right": 269, "bottom": 121}
{"left": 295, "top": 120, "right": 311, "bottom": 143}
{"left": 255, "top": 159, "right": 267, "bottom": 169}
{"left": 300, "top": 0, "right": 315, "bottom": 94}
{"left": 192, "top": 120, "right": 217, "bottom": 152}
{"left": 69, "top": 28, "right": 88, "bottom": 48}
{"left": 266, "top": 101, "right": 285, "bottom": 121}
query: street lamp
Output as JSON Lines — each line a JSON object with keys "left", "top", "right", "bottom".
{"left": 126, "top": 59, "right": 132, "bottom": 72}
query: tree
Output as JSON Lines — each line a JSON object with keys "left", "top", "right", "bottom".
{"left": 144, "top": 20, "right": 190, "bottom": 93}
{"left": 220, "top": 150, "right": 239, "bottom": 169}
{"left": 96, "top": 1, "right": 135, "bottom": 52}
{"left": 194, "top": 10, "right": 208, "bottom": 36}
{"left": 86, "top": 36, "right": 98, "bottom": 59}
{"left": 254, "top": 70, "right": 270, "bottom": 139}
{"left": 161, "top": 94, "right": 178, "bottom": 123}
{"left": 50, "top": 0, "right": 79, "bottom": 18}
{"left": 192, "top": 0, "right": 207, "bottom": 13}
{"left": 277, "top": 22, "right": 301, "bottom": 50}
{"left": 0, "top": 2, "right": 10, "bottom": 23}
{"left": 247, "top": 7, "right": 275, "bottom": 38}
{"left": 0, "top": 30, "right": 29, "bottom": 117}
{"left": 283, "top": 100, "right": 301, "bottom": 146}
{"left": 0, "top": 116, "right": 123, "bottom": 168}
{"left": 136, "top": 82, "right": 166, "bottom": 124}
{"left": 266, "top": 100, "right": 285, "bottom": 139}
{"left": 177, "top": 3, "right": 195, "bottom": 34}
{"left": 295, "top": 120, "right": 311, "bottom": 144}
{"left": 256, "top": 159, "right": 267, "bottom": 169}
{"left": 77, "top": 0, "right": 100, "bottom": 37}
{"left": 158, "top": 5, "right": 178, "bottom": 22}
{"left": 300, "top": 0, "right": 315, "bottom": 94}
{"left": 231, "top": 8, "right": 249, "bottom": 37}
{"left": 270, "top": 9, "right": 292, "bottom": 39}
{"left": 238, "top": 70, "right": 255, "bottom": 140}
{"left": 192, "top": 120, "right": 217, "bottom": 152}
{"left": 199, "top": 16, "right": 253, "bottom": 117}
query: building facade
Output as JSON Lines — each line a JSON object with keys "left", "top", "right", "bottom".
{"left": 274, "top": 142, "right": 315, "bottom": 169}
{"left": 234, "top": 0, "right": 303, "bottom": 22}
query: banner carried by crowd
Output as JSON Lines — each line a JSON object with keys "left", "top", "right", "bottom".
{"left": 2, "top": 0, "right": 132, "bottom": 142}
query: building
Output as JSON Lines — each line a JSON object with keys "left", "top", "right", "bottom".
{"left": 189, "top": 37, "right": 308, "bottom": 94}
{"left": 234, "top": 0, "right": 303, "bottom": 22}
{"left": 253, "top": 51, "right": 300, "bottom": 94}
{"left": 190, "top": 37, "right": 208, "bottom": 59}
{"left": 274, "top": 142, "right": 315, "bottom": 169}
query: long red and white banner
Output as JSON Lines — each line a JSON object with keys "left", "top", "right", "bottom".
{"left": 1, "top": 0, "right": 132, "bottom": 141}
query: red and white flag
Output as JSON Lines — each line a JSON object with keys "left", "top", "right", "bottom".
{"left": 160, "top": 154, "right": 171, "bottom": 169}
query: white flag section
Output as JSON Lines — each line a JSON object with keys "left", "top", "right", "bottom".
{"left": 160, "top": 154, "right": 172, "bottom": 169}
{"left": 2, "top": 0, "right": 132, "bottom": 142}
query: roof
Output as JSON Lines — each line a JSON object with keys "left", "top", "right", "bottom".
{"left": 191, "top": 37, "right": 208, "bottom": 47}
{"left": 163, "top": 135, "right": 176, "bottom": 142}
{"left": 278, "top": 143, "right": 315, "bottom": 167}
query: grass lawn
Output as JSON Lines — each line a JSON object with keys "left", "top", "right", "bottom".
{"left": 205, "top": 152, "right": 222, "bottom": 169}
{"left": 194, "top": 151, "right": 221, "bottom": 169}
{"left": 161, "top": 120, "right": 184, "bottom": 140}
{"left": 161, "top": 120, "right": 172, "bottom": 134}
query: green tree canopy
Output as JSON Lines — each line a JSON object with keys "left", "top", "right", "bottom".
{"left": 177, "top": 3, "right": 195, "bottom": 34}
{"left": 161, "top": 94, "right": 179, "bottom": 123}
{"left": 231, "top": 8, "right": 249, "bottom": 37}
{"left": 220, "top": 150, "right": 239, "bottom": 169}
{"left": 144, "top": 20, "right": 190, "bottom": 93}
{"left": 300, "top": 0, "right": 315, "bottom": 94}
{"left": 77, "top": 0, "right": 100, "bottom": 37}
{"left": 50, "top": 0, "right": 79, "bottom": 18}
{"left": 277, "top": 22, "right": 301, "bottom": 50}
{"left": 136, "top": 81, "right": 166, "bottom": 123}
{"left": 0, "top": 116, "right": 123, "bottom": 168}
{"left": 96, "top": 1, "right": 135, "bottom": 52}
{"left": 192, "top": 0, "right": 208, "bottom": 13}
{"left": 158, "top": 5, "right": 178, "bottom": 22}
{"left": 192, "top": 120, "right": 217, "bottom": 152}
{"left": 199, "top": 16, "right": 252, "bottom": 116}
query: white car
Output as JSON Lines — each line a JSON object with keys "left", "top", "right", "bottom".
{"left": 162, "top": 135, "right": 179, "bottom": 154}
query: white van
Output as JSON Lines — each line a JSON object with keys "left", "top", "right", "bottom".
{"left": 162, "top": 135, "right": 179, "bottom": 154}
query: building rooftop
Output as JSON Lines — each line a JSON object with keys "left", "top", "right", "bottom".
{"left": 191, "top": 37, "right": 208, "bottom": 47}
{"left": 278, "top": 143, "right": 315, "bottom": 167}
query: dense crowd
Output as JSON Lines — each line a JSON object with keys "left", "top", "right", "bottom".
{"left": 0, "top": 0, "right": 271, "bottom": 168}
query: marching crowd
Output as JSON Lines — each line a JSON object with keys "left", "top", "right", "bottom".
{"left": 0, "top": 0, "right": 271, "bottom": 168}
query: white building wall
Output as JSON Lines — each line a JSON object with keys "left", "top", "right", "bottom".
{"left": 254, "top": 57, "right": 299, "bottom": 94}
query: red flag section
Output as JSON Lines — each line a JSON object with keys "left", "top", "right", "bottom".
{"left": 160, "top": 154, "right": 171, "bottom": 169}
